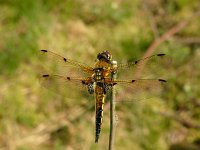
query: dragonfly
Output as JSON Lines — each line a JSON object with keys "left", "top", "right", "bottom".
{"left": 39, "top": 50, "right": 169, "bottom": 143}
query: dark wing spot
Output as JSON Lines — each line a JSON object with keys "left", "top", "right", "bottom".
{"left": 63, "top": 58, "right": 67, "bottom": 62}
{"left": 41, "top": 50, "right": 48, "bottom": 52}
{"left": 157, "top": 54, "right": 166, "bottom": 56}
{"left": 67, "top": 77, "right": 70, "bottom": 80}
{"left": 158, "top": 79, "right": 167, "bottom": 82}
{"left": 42, "top": 74, "right": 49, "bottom": 77}
{"left": 82, "top": 81, "right": 86, "bottom": 84}
{"left": 135, "top": 61, "right": 138, "bottom": 64}
{"left": 131, "top": 80, "right": 135, "bottom": 83}
{"left": 113, "top": 83, "right": 117, "bottom": 86}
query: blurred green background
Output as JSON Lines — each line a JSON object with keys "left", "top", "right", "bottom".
{"left": 0, "top": 0, "right": 200, "bottom": 150}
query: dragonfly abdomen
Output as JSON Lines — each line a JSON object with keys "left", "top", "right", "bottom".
{"left": 95, "top": 85, "right": 105, "bottom": 143}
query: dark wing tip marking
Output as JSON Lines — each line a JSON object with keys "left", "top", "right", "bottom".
{"left": 135, "top": 61, "right": 138, "bottom": 64}
{"left": 158, "top": 79, "right": 167, "bottom": 82}
{"left": 63, "top": 58, "right": 67, "bottom": 62}
{"left": 42, "top": 74, "right": 49, "bottom": 77}
{"left": 41, "top": 50, "right": 48, "bottom": 52}
{"left": 157, "top": 54, "right": 166, "bottom": 56}
{"left": 131, "top": 80, "right": 136, "bottom": 83}
{"left": 67, "top": 77, "right": 70, "bottom": 80}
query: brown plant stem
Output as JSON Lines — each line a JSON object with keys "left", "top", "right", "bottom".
{"left": 109, "top": 61, "right": 117, "bottom": 150}
{"left": 135, "top": 11, "right": 200, "bottom": 78}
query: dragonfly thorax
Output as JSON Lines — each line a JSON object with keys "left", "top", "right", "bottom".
{"left": 93, "top": 68, "right": 104, "bottom": 81}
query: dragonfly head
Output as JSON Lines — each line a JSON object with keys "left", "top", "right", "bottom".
{"left": 97, "top": 51, "right": 112, "bottom": 63}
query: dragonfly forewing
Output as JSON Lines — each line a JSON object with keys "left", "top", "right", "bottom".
{"left": 39, "top": 50, "right": 94, "bottom": 76}
{"left": 116, "top": 54, "right": 172, "bottom": 79}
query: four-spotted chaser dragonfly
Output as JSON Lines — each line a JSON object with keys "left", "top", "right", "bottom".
{"left": 39, "top": 50, "right": 168, "bottom": 143}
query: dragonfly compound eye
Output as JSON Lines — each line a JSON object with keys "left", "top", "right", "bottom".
{"left": 97, "top": 50, "right": 112, "bottom": 62}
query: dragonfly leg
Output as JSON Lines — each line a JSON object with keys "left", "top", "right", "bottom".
{"left": 87, "top": 83, "right": 94, "bottom": 94}
{"left": 103, "top": 83, "right": 112, "bottom": 94}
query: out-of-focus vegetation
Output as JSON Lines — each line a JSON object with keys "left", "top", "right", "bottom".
{"left": 0, "top": 0, "right": 200, "bottom": 150}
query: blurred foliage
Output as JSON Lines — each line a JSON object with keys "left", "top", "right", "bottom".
{"left": 0, "top": 0, "right": 200, "bottom": 150}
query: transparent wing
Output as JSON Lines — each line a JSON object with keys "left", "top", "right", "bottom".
{"left": 115, "top": 54, "right": 172, "bottom": 79}
{"left": 117, "top": 54, "right": 167, "bottom": 69}
{"left": 39, "top": 50, "right": 94, "bottom": 76}
{"left": 105, "top": 78, "right": 167, "bottom": 103}
{"left": 39, "top": 74, "right": 94, "bottom": 100}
